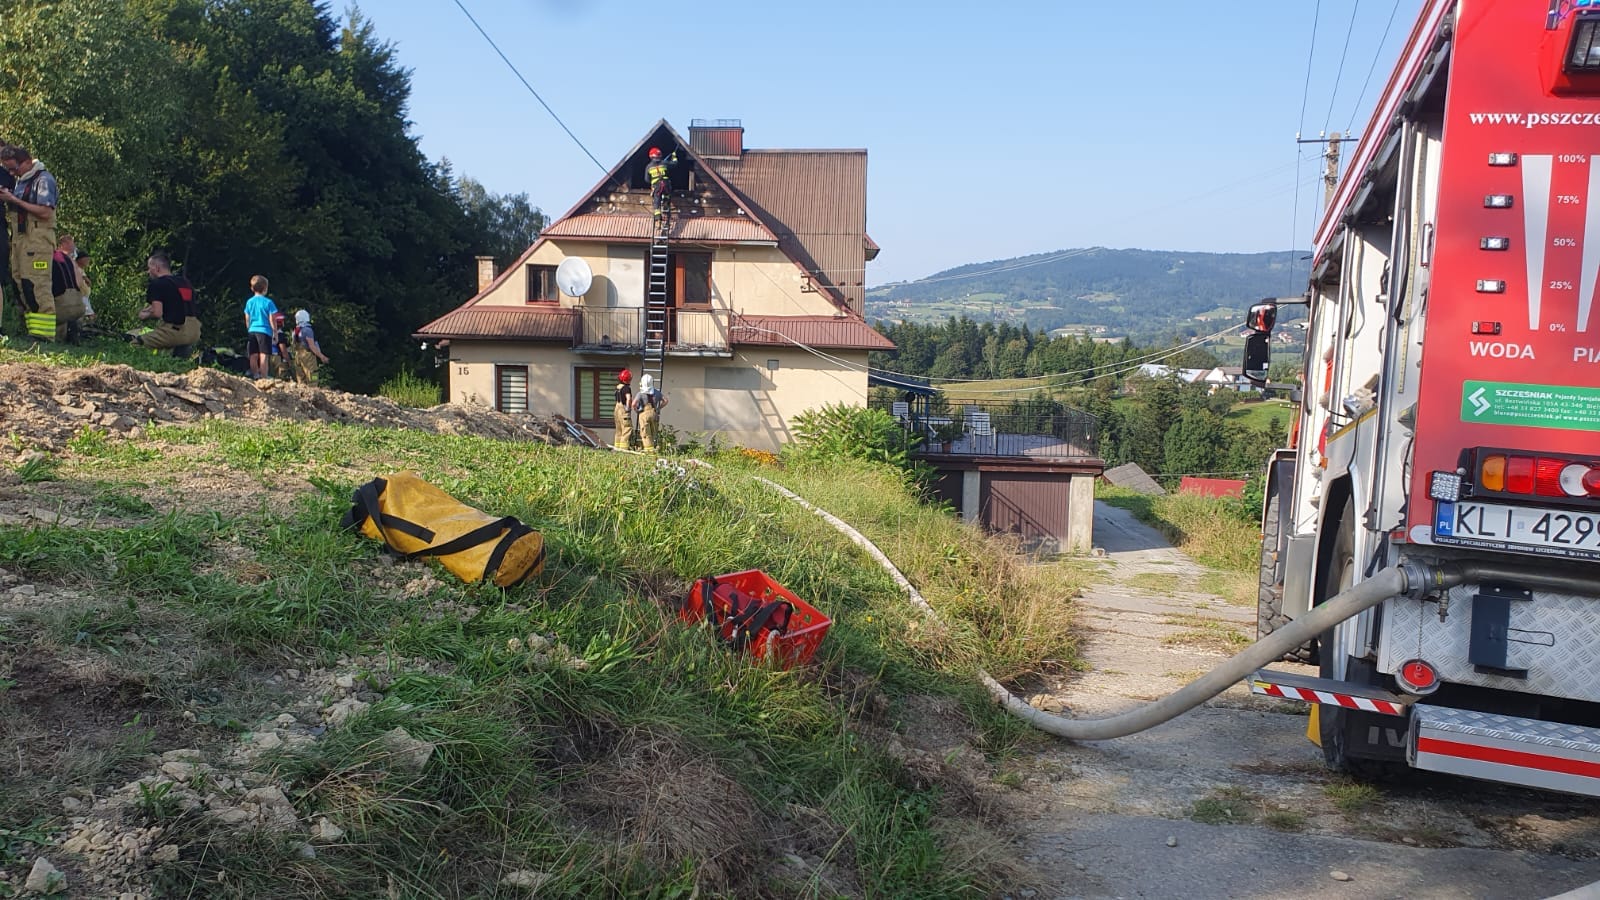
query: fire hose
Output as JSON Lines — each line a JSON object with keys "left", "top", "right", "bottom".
{"left": 757, "top": 477, "right": 1594, "bottom": 741}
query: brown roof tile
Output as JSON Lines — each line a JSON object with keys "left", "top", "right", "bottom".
{"left": 415, "top": 307, "right": 576, "bottom": 341}
{"left": 731, "top": 314, "right": 893, "bottom": 351}
{"left": 708, "top": 150, "right": 869, "bottom": 312}
{"left": 542, "top": 214, "right": 777, "bottom": 244}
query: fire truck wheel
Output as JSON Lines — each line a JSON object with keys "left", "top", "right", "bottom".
{"left": 1257, "top": 483, "right": 1318, "bottom": 663}
{"left": 1317, "top": 506, "right": 1405, "bottom": 777}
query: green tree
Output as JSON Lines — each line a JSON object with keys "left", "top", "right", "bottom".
{"left": 1163, "top": 409, "right": 1226, "bottom": 476}
{"left": 1121, "top": 373, "right": 1182, "bottom": 472}
{"left": 456, "top": 175, "right": 547, "bottom": 272}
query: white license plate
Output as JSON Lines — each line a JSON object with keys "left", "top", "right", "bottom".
{"left": 1435, "top": 500, "right": 1600, "bottom": 558}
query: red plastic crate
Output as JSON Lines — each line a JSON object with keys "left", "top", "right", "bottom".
{"left": 681, "top": 569, "right": 831, "bottom": 667}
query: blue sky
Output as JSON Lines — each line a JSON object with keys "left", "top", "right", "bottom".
{"left": 373, "top": 1, "right": 1423, "bottom": 286}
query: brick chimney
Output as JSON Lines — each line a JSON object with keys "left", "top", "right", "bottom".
{"left": 689, "top": 118, "right": 743, "bottom": 159}
{"left": 476, "top": 256, "right": 496, "bottom": 292}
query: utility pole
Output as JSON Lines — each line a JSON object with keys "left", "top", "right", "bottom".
{"left": 1322, "top": 132, "right": 1343, "bottom": 211}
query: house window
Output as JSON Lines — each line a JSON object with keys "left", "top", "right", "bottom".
{"left": 526, "top": 264, "right": 559, "bottom": 303}
{"left": 496, "top": 365, "right": 529, "bottom": 413}
{"left": 674, "top": 252, "right": 712, "bottom": 306}
{"left": 574, "top": 366, "right": 624, "bottom": 426}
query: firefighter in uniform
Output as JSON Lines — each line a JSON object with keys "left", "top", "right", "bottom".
{"left": 646, "top": 147, "right": 678, "bottom": 227}
{"left": 0, "top": 146, "right": 59, "bottom": 341}
{"left": 613, "top": 368, "right": 634, "bottom": 450}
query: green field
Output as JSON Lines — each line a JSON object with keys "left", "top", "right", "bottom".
{"left": 1226, "top": 399, "right": 1295, "bottom": 431}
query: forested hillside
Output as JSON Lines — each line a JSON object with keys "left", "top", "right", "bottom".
{"left": 867, "top": 248, "right": 1305, "bottom": 341}
{"left": 0, "top": 0, "right": 542, "bottom": 392}
{"left": 868, "top": 317, "right": 1293, "bottom": 479}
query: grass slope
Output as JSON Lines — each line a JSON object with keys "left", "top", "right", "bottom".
{"left": 0, "top": 360, "right": 1082, "bottom": 898}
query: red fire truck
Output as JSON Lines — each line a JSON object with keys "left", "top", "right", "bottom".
{"left": 1246, "top": 0, "right": 1600, "bottom": 794}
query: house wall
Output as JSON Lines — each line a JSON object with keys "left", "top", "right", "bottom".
{"left": 445, "top": 342, "right": 868, "bottom": 452}
{"left": 446, "top": 342, "right": 570, "bottom": 411}
{"left": 474, "top": 238, "right": 842, "bottom": 317}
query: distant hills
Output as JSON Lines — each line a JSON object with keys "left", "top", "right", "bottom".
{"left": 866, "top": 248, "right": 1306, "bottom": 342}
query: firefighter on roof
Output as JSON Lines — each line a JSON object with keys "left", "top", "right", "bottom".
{"left": 646, "top": 147, "right": 678, "bottom": 225}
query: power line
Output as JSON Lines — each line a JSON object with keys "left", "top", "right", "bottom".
{"left": 1287, "top": 0, "right": 1324, "bottom": 292}
{"left": 1345, "top": 0, "right": 1405, "bottom": 134}
{"left": 450, "top": 0, "right": 607, "bottom": 172}
{"left": 1321, "top": 0, "right": 1362, "bottom": 136}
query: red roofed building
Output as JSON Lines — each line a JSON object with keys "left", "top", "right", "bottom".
{"left": 416, "top": 119, "right": 891, "bottom": 451}
{"left": 1178, "top": 477, "right": 1247, "bottom": 499}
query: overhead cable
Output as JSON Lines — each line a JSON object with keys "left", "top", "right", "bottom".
{"left": 450, "top": 0, "right": 607, "bottom": 172}
{"left": 1321, "top": 0, "right": 1363, "bottom": 137}
{"left": 1287, "top": 0, "right": 1324, "bottom": 292}
{"left": 1345, "top": 0, "right": 1405, "bottom": 134}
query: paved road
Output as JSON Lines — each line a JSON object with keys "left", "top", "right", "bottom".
{"left": 1009, "top": 502, "right": 1600, "bottom": 900}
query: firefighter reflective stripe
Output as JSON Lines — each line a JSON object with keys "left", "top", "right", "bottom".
{"left": 647, "top": 162, "right": 668, "bottom": 184}
{"left": 1250, "top": 679, "right": 1407, "bottom": 716}
{"left": 25, "top": 311, "right": 56, "bottom": 339}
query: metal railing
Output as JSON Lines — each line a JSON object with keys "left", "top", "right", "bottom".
{"left": 575, "top": 308, "right": 730, "bottom": 352}
{"left": 578, "top": 308, "right": 644, "bottom": 349}
{"left": 870, "top": 397, "right": 1100, "bottom": 460}
{"left": 671, "top": 308, "right": 730, "bottom": 351}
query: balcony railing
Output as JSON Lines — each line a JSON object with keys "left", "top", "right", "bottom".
{"left": 578, "top": 308, "right": 644, "bottom": 349}
{"left": 869, "top": 397, "right": 1100, "bottom": 460}
{"left": 574, "top": 308, "right": 730, "bottom": 353}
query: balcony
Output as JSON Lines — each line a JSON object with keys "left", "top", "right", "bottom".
{"left": 869, "top": 396, "right": 1100, "bottom": 461}
{"left": 574, "top": 307, "right": 731, "bottom": 355}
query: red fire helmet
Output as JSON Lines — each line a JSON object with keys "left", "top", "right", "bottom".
{"left": 648, "top": 147, "right": 663, "bottom": 159}
{"left": 618, "top": 368, "right": 632, "bottom": 384}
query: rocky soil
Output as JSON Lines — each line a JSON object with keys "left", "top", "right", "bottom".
{"left": 0, "top": 361, "right": 578, "bottom": 456}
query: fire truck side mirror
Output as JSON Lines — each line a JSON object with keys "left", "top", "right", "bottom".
{"left": 1243, "top": 332, "right": 1271, "bottom": 387}
{"left": 1245, "top": 300, "right": 1277, "bottom": 334}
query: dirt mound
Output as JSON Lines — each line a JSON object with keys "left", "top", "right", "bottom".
{"left": 0, "top": 362, "right": 575, "bottom": 453}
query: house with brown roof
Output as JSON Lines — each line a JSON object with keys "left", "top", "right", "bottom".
{"left": 415, "top": 119, "right": 891, "bottom": 451}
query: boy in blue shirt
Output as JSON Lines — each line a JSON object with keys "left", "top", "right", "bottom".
{"left": 242, "top": 275, "right": 280, "bottom": 379}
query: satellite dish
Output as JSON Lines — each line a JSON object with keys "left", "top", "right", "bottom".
{"left": 556, "top": 257, "right": 593, "bottom": 297}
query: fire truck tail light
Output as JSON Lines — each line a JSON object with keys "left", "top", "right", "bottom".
{"left": 1536, "top": 458, "right": 1568, "bottom": 497}
{"left": 1477, "top": 452, "right": 1600, "bottom": 497}
{"left": 1506, "top": 456, "right": 1535, "bottom": 494}
{"left": 1559, "top": 463, "right": 1595, "bottom": 497}
{"left": 1480, "top": 455, "right": 1506, "bottom": 491}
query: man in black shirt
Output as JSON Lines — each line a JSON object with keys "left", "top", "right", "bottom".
{"left": 131, "top": 251, "right": 201, "bottom": 354}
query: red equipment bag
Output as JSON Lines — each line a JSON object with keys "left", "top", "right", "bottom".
{"left": 682, "top": 570, "right": 831, "bottom": 668}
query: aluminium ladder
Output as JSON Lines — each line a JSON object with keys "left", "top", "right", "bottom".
{"left": 643, "top": 207, "right": 670, "bottom": 387}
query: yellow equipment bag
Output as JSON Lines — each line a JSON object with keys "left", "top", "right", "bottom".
{"left": 341, "top": 471, "right": 544, "bottom": 588}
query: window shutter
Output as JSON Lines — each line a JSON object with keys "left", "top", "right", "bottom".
{"left": 496, "top": 365, "right": 529, "bottom": 413}
{"left": 577, "top": 369, "right": 597, "bottom": 421}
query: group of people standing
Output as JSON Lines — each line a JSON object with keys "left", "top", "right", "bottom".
{"left": 0, "top": 140, "right": 329, "bottom": 383}
{"left": 243, "top": 275, "right": 329, "bottom": 383}
{"left": 0, "top": 140, "right": 197, "bottom": 352}
{"left": 612, "top": 369, "right": 667, "bottom": 451}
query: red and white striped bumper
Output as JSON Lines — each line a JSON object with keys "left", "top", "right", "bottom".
{"left": 1410, "top": 705, "right": 1600, "bottom": 798}
{"left": 1249, "top": 668, "right": 1409, "bottom": 716}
